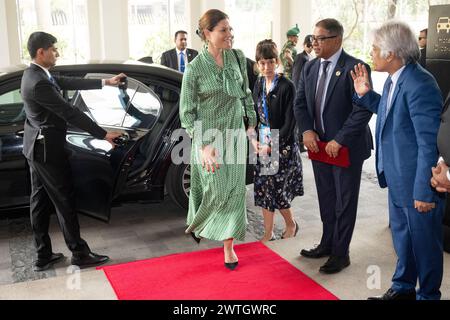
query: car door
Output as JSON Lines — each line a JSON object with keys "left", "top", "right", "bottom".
{"left": 0, "top": 85, "right": 29, "bottom": 210}
{"left": 67, "top": 73, "right": 164, "bottom": 221}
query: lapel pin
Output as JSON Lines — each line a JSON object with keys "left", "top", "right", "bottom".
{"left": 336, "top": 71, "right": 341, "bottom": 77}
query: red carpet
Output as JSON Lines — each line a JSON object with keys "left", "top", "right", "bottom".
{"left": 98, "top": 242, "right": 338, "bottom": 300}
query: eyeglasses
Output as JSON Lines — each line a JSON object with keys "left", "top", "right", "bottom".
{"left": 311, "top": 35, "right": 338, "bottom": 43}
{"left": 418, "top": 37, "right": 427, "bottom": 40}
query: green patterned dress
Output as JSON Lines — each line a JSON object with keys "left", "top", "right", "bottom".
{"left": 180, "top": 47, "right": 257, "bottom": 242}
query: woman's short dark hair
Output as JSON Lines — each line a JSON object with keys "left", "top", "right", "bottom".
{"left": 197, "top": 9, "right": 229, "bottom": 42}
{"left": 255, "top": 39, "right": 278, "bottom": 62}
{"left": 315, "top": 18, "right": 344, "bottom": 38}
{"left": 27, "top": 32, "right": 57, "bottom": 59}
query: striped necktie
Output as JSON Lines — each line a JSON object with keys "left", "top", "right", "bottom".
{"left": 314, "top": 60, "right": 331, "bottom": 136}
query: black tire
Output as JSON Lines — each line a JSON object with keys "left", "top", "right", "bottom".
{"left": 166, "top": 163, "right": 190, "bottom": 210}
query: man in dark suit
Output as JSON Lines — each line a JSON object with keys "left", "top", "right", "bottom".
{"left": 432, "top": 93, "right": 450, "bottom": 254}
{"left": 292, "top": 35, "right": 314, "bottom": 153}
{"left": 21, "top": 32, "right": 123, "bottom": 272}
{"left": 353, "top": 21, "right": 444, "bottom": 300}
{"left": 294, "top": 19, "right": 373, "bottom": 274}
{"left": 432, "top": 92, "right": 450, "bottom": 193}
{"left": 418, "top": 28, "right": 427, "bottom": 68}
{"left": 292, "top": 34, "right": 314, "bottom": 89}
{"left": 160, "top": 30, "right": 198, "bottom": 73}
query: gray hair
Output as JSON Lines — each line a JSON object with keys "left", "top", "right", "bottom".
{"left": 372, "top": 20, "right": 420, "bottom": 65}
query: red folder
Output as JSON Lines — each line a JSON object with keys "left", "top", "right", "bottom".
{"left": 308, "top": 141, "right": 351, "bottom": 168}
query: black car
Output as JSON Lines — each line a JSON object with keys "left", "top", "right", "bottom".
{"left": 0, "top": 62, "right": 193, "bottom": 222}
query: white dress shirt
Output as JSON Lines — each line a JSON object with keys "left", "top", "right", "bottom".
{"left": 386, "top": 65, "right": 406, "bottom": 113}
{"left": 439, "top": 157, "right": 450, "bottom": 181}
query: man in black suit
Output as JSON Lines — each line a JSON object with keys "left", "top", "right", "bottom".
{"left": 160, "top": 30, "right": 198, "bottom": 73}
{"left": 294, "top": 19, "right": 373, "bottom": 274}
{"left": 292, "top": 35, "right": 314, "bottom": 153}
{"left": 21, "top": 32, "right": 124, "bottom": 272}
{"left": 292, "top": 34, "right": 314, "bottom": 89}
{"left": 432, "top": 92, "right": 450, "bottom": 193}
{"left": 432, "top": 93, "right": 450, "bottom": 253}
{"left": 418, "top": 28, "right": 427, "bottom": 68}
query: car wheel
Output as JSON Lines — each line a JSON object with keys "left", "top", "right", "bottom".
{"left": 166, "top": 163, "right": 190, "bottom": 210}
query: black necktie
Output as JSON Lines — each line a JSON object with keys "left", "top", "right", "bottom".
{"left": 315, "top": 61, "right": 331, "bottom": 136}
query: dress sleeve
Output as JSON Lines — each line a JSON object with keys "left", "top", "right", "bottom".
{"left": 179, "top": 64, "right": 198, "bottom": 138}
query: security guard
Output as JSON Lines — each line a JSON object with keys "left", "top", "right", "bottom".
{"left": 280, "top": 24, "right": 300, "bottom": 80}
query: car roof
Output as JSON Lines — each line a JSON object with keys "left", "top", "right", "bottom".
{"left": 0, "top": 61, "right": 183, "bottom": 85}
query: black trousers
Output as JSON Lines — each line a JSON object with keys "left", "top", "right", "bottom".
{"left": 312, "top": 160, "right": 364, "bottom": 257}
{"left": 28, "top": 143, "right": 90, "bottom": 259}
{"left": 444, "top": 194, "right": 450, "bottom": 253}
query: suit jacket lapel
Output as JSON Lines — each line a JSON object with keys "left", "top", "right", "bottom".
{"left": 187, "top": 49, "right": 193, "bottom": 62}
{"left": 170, "top": 49, "right": 178, "bottom": 69}
{"left": 381, "top": 65, "right": 410, "bottom": 134}
{"left": 307, "top": 60, "right": 320, "bottom": 116}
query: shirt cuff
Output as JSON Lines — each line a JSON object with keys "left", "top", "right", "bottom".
{"left": 101, "top": 79, "right": 106, "bottom": 87}
{"left": 438, "top": 157, "right": 450, "bottom": 181}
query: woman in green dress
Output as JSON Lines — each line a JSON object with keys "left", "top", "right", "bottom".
{"left": 179, "top": 9, "right": 257, "bottom": 270}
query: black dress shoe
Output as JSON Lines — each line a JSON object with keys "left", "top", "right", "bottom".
{"left": 71, "top": 252, "right": 110, "bottom": 269}
{"left": 368, "top": 288, "right": 416, "bottom": 300}
{"left": 224, "top": 261, "right": 238, "bottom": 270}
{"left": 319, "top": 255, "right": 350, "bottom": 274}
{"left": 190, "top": 232, "right": 202, "bottom": 244}
{"left": 300, "top": 245, "right": 331, "bottom": 259}
{"left": 33, "top": 253, "right": 65, "bottom": 272}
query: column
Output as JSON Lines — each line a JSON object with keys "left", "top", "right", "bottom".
{"left": 87, "top": 0, "right": 129, "bottom": 62}
{"left": 273, "top": 0, "right": 313, "bottom": 50}
{"left": 86, "top": 0, "right": 102, "bottom": 62}
{"left": 0, "top": 0, "right": 22, "bottom": 69}
{"left": 34, "top": 0, "right": 52, "bottom": 30}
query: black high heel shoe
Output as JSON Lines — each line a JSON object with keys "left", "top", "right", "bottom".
{"left": 190, "top": 232, "right": 202, "bottom": 244}
{"left": 224, "top": 261, "right": 238, "bottom": 270}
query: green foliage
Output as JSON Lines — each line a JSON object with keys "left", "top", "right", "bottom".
{"left": 143, "top": 29, "right": 171, "bottom": 63}
{"left": 312, "top": 0, "right": 440, "bottom": 62}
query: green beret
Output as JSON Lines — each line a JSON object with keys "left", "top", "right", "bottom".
{"left": 287, "top": 24, "right": 300, "bottom": 37}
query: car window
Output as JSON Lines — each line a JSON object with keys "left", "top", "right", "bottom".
{"left": 0, "top": 88, "right": 25, "bottom": 125}
{"left": 72, "top": 73, "right": 162, "bottom": 130}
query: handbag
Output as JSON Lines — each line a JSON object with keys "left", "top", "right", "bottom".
{"left": 232, "top": 49, "right": 250, "bottom": 130}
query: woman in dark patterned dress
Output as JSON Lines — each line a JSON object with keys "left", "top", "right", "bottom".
{"left": 252, "top": 39, "right": 304, "bottom": 243}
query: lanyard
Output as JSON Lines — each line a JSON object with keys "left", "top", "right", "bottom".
{"left": 261, "top": 74, "right": 279, "bottom": 127}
